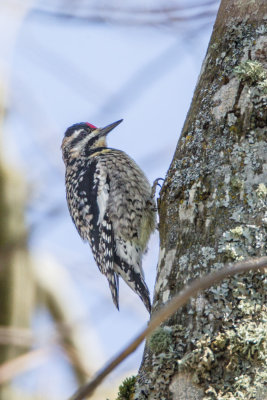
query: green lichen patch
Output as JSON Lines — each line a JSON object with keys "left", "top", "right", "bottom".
{"left": 230, "top": 226, "right": 243, "bottom": 238}
{"left": 218, "top": 221, "right": 266, "bottom": 262}
{"left": 256, "top": 183, "right": 267, "bottom": 198}
{"left": 116, "top": 376, "right": 136, "bottom": 400}
{"left": 258, "top": 79, "right": 267, "bottom": 94}
{"left": 148, "top": 327, "right": 173, "bottom": 354}
{"left": 177, "top": 315, "right": 267, "bottom": 400}
{"left": 230, "top": 177, "right": 244, "bottom": 190}
{"left": 234, "top": 60, "right": 267, "bottom": 89}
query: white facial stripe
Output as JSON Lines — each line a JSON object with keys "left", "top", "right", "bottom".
{"left": 71, "top": 129, "right": 83, "bottom": 139}
{"left": 88, "top": 129, "right": 100, "bottom": 140}
{"left": 69, "top": 128, "right": 99, "bottom": 154}
{"left": 70, "top": 136, "right": 88, "bottom": 154}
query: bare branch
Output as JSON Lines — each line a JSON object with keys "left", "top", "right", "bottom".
{"left": 69, "top": 256, "right": 267, "bottom": 400}
{"left": 0, "top": 347, "right": 51, "bottom": 384}
{"left": 0, "top": 327, "right": 34, "bottom": 347}
{"left": 32, "top": 1, "right": 219, "bottom": 27}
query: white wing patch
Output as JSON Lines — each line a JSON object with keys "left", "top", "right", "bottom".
{"left": 96, "top": 174, "right": 109, "bottom": 225}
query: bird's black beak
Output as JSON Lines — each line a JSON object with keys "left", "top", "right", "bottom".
{"left": 97, "top": 119, "right": 123, "bottom": 138}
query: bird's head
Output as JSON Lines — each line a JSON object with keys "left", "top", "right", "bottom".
{"left": 61, "top": 119, "right": 123, "bottom": 164}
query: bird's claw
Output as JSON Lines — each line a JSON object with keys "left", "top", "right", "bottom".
{"left": 152, "top": 178, "right": 164, "bottom": 198}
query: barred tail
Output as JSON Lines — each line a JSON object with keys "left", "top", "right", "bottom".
{"left": 114, "top": 254, "right": 151, "bottom": 313}
{"left": 107, "top": 271, "right": 119, "bottom": 310}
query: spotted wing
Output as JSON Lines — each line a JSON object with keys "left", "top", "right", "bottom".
{"left": 77, "top": 160, "right": 120, "bottom": 309}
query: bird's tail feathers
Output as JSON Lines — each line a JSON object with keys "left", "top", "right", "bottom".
{"left": 114, "top": 255, "right": 151, "bottom": 313}
{"left": 107, "top": 270, "right": 119, "bottom": 310}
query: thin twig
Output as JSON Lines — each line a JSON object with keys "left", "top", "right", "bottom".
{"left": 32, "top": 1, "right": 219, "bottom": 26}
{"left": 69, "top": 256, "right": 267, "bottom": 400}
{"left": 0, "top": 347, "right": 51, "bottom": 384}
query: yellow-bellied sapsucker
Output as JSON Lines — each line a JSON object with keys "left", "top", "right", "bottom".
{"left": 61, "top": 119, "right": 156, "bottom": 312}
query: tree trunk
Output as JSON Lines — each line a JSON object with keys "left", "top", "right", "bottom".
{"left": 136, "top": 0, "right": 267, "bottom": 399}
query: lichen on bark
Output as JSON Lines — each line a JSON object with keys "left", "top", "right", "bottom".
{"left": 135, "top": 1, "right": 267, "bottom": 399}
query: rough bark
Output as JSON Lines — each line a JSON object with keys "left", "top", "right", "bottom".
{"left": 136, "top": 0, "right": 267, "bottom": 399}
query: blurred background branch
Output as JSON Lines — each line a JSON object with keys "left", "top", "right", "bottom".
{"left": 33, "top": 0, "right": 219, "bottom": 27}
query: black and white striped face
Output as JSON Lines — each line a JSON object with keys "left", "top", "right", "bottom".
{"left": 65, "top": 122, "right": 97, "bottom": 139}
{"left": 62, "top": 122, "right": 99, "bottom": 163}
{"left": 61, "top": 119, "right": 123, "bottom": 164}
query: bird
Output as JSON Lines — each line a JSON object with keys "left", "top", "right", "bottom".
{"left": 61, "top": 119, "right": 156, "bottom": 312}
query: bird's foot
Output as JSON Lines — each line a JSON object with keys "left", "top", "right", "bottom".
{"left": 151, "top": 178, "right": 164, "bottom": 198}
